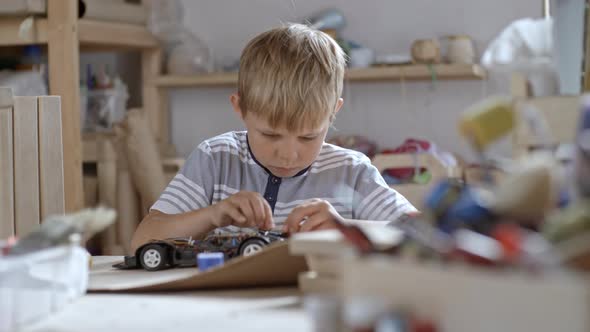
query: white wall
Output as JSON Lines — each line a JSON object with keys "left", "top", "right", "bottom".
{"left": 169, "top": 0, "right": 542, "bottom": 159}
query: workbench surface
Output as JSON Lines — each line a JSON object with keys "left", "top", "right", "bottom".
{"left": 24, "top": 256, "right": 311, "bottom": 332}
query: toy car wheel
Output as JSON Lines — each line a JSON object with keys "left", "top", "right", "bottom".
{"left": 140, "top": 244, "right": 168, "bottom": 271}
{"left": 239, "top": 238, "right": 267, "bottom": 256}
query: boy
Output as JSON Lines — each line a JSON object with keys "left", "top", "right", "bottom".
{"left": 131, "top": 24, "right": 417, "bottom": 252}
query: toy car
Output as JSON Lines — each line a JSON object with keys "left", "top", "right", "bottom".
{"left": 113, "top": 230, "right": 287, "bottom": 271}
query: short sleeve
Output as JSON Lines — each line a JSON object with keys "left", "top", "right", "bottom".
{"left": 353, "top": 161, "right": 418, "bottom": 223}
{"left": 150, "top": 142, "right": 215, "bottom": 214}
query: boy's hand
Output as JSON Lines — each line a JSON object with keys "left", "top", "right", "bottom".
{"left": 211, "top": 191, "right": 274, "bottom": 230}
{"left": 283, "top": 199, "right": 343, "bottom": 234}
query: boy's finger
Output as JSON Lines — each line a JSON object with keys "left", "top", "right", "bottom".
{"left": 237, "top": 198, "right": 255, "bottom": 223}
{"left": 250, "top": 197, "right": 265, "bottom": 226}
{"left": 227, "top": 206, "right": 247, "bottom": 225}
{"left": 263, "top": 201, "right": 274, "bottom": 230}
{"left": 299, "top": 215, "right": 326, "bottom": 233}
{"left": 284, "top": 204, "right": 318, "bottom": 234}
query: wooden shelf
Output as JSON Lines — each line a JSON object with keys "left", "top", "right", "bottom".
{"left": 152, "top": 64, "right": 487, "bottom": 88}
{"left": 346, "top": 64, "right": 487, "bottom": 81}
{"left": 0, "top": 17, "right": 158, "bottom": 50}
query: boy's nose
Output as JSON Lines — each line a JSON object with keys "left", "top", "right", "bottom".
{"left": 276, "top": 147, "right": 298, "bottom": 165}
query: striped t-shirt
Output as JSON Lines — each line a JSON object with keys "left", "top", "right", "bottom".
{"left": 151, "top": 131, "right": 417, "bottom": 229}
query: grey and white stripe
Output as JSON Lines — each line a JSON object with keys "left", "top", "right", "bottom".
{"left": 151, "top": 131, "right": 417, "bottom": 225}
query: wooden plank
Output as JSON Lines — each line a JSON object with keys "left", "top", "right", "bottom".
{"left": 0, "top": 17, "right": 48, "bottom": 46}
{"left": 13, "top": 96, "right": 40, "bottom": 236}
{"left": 38, "top": 96, "right": 65, "bottom": 220}
{"left": 97, "top": 138, "right": 121, "bottom": 254}
{"left": 48, "top": 0, "right": 83, "bottom": 212}
{"left": 142, "top": 49, "right": 167, "bottom": 141}
{"left": 0, "top": 89, "right": 15, "bottom": 238}
{"left": 79, "top": 19, "right": 158, "bottom": 49}
{"left": 0, "top": 0, "right": 46, "bottom": 15}
{"left": 152, "top": 64, "right": 487, "bottom": 87}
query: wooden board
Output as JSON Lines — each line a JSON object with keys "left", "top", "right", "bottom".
{"left": 0, "top": 95, "right": 15, "bottom": 238}
{"left": 48, "top": 0, "right": 83, "bottom": 212}
{"left": 88, "top": 241, "right": 308, "bottom": 292}
{"left": 38, "top": 96, "right": 65, "bottom": 220}
{"left": 13, "top": 96, "right": 40, "bottom": 236}
{"left": 289, "top": 226, "right": 403, "bottom": 257}
{"left": 141, "top": 49, "right": 167, "bottom": 142}
{"left": 80, "top": 0, "right": 147, "bottom": 25}
{"left": 97, "top": 138, "right": 120, "bottom": 254}
{"left": 78, "top": 19, "right": 158, "bottom": 49}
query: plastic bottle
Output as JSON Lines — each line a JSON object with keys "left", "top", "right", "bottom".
{"left": 20, "top": 45, "right": 45, "bottom": 71}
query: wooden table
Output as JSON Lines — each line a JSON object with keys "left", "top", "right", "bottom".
{"left": 23, "top": 257, "right": 312, "bottom": 331}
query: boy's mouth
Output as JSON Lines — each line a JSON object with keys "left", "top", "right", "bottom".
{"left": 271, "top": 166, "right": 299, "bottom": 176}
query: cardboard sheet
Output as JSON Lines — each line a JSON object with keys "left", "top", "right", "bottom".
{"left": 88, "top": 241, "right": 307, "bottom": 292}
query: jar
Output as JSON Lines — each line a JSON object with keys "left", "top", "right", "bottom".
{"left": 445, "top": 35, "right": 475, "bottom": 64}
{"left": 411, "top": 39, "right": 441, "bottom": 64}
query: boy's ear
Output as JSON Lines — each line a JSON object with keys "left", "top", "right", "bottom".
{"left": 334, "top": 98, "right": 344, "bottom": 114}
{"left": 230, "top": 93, "right": 243, "bottom": 119}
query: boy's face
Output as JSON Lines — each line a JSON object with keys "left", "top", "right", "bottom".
{"left": 231, "top": 94, "right": 343, "bottom": 178}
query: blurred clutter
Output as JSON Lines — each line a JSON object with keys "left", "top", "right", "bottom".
{"left": 481, "top": 17, "right": 558, "bottom": 96}
{"left": 295, "top": 93, "right": 590, "bottom": 332}
{"left": 81, "top": 64, "right": 129, "bottom": 132}
{"left": 148, "top": 0, "right": 213, "bottom": 75}
{"left": 0, "top": 208, "right": 115, "bottom": 332}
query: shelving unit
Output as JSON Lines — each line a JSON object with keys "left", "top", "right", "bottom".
{"left": 151, "top": 64, "right": 487, "bottom": 88}
{"left": 0, "top": 0, "right": 168, "bottom": 212}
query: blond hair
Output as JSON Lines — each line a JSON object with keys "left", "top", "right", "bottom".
{"left": 238, "top": 23, "right": 346, "bottom": 131}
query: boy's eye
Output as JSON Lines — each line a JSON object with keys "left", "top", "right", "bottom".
{"left": 262, "top": 133, "right": 280, "bottom": 138}
{"left": 300, "top": 136, "right": 317, "bottom": 141}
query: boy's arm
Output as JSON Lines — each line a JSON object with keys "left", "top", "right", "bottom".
{"left": 352, "top": 160, "right": 418, "bottom": 223}
{"left": 130, "top": 208, "right": 217, "bottom": 253}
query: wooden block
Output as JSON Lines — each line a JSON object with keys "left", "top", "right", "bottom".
{"left": 97, "top": 138, "right": 119, "bottom": 254}
{"left": 0, "top": 104, "right": 15, "bottom": 238}
{"left": 13, "top": 96, "right": 40, "bottom": 236}
{"left": 38, "top": 96, "right": 65, "bottom": 220}
{"left": 298, "top": 271, "right": 339, "bottom": 294}
{"left": 114, "top": 132, "right": 139, "bottom": 255}
{"left": 305, "top": 254, "right": 342, "bottom": 277}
